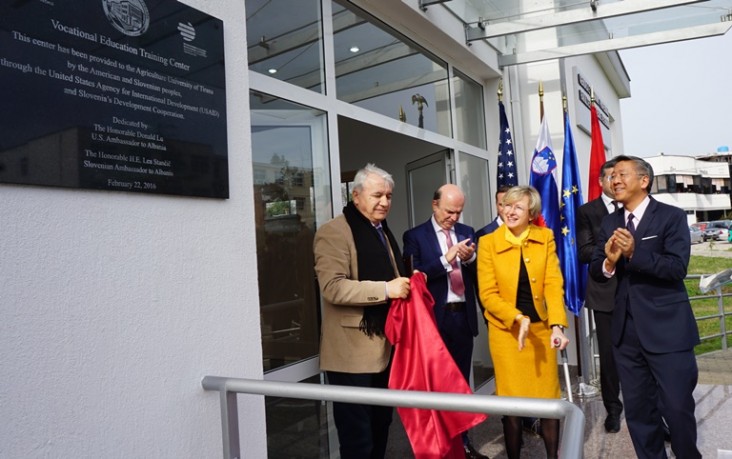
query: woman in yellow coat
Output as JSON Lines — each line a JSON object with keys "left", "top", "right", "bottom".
{"left": 477, "top": 186, "right": 569, "bottom": 459}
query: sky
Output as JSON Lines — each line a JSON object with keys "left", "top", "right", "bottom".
{"left": 619, "top": 30, "right": 732, "bottom": 158}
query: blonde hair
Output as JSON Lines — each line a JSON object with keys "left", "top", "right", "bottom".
{"left": 502, "top": 186, "right": 542, "bottom": 220}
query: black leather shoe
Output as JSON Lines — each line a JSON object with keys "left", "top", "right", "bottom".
{"left": 604, "top": 413, "right": 621, "bottom": 433}
{"left": 464, "top": 443, "right": 490, "bottom": 459}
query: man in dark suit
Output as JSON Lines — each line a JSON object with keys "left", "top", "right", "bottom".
{"left": 590, "top": 156, "right": 701, "bottom": 459}
{"left": 577, "top": 159, "right": 623, "bottom": 433}
{"left": 476, "top": 185, "right": 510, "bottom": 240}
{"left": 402, "top": 184, "right": 487, "bottom": 459}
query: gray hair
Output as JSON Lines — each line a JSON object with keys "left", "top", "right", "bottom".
{"left": 352, "top": 163, "right": 394, "bottom": 192}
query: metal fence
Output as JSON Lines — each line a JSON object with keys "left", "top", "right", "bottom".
{"left": 687, "top": 274, "right": 732, "bottom": 350}
{"left": 201, "top": 376, "right": 585, "bottom": 459}
{"left": 588, "top": 273, "right": 732, "bottom": 383}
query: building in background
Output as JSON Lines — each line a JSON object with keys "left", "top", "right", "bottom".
{"left": 645, "top": 154, "right": 731, "bottom": 224}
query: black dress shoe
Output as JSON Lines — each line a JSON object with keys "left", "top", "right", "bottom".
{"left": 604, "top": 413, "right": 621, "bottom": 433}
{"left": 464, "top": 443, "right": 490, "bottom": 459}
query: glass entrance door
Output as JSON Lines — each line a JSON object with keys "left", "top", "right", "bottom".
{"left": 405, "top": 151, "right": 451, "bottom": 228}
{"left": 250, "top": 90, "right": 333, "bottom": 458}
{"left": 457, "top": 151, "right": 495, "bottom": 393}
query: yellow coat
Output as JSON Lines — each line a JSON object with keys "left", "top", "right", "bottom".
{"left": 477, "top": 225, "right": 568, "bottom": 330}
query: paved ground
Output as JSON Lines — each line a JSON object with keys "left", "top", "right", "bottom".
{"left": 692, "top": 239, "right": 732, "bottom": 258}
{"left": 387, "top": 350, "right": 732, "bottom": 458}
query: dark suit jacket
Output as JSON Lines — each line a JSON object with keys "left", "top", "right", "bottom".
{"left": 403, "top": 220, "right": 479, "bottom": 337}
{"left": 577, "top": 198, "right": 617, "bottom": 312}
{"left": 589, "top": 197, "right": 700, "bottom": 353}
{"left": 475, "top": 217, "right": 501, "bottom": 240}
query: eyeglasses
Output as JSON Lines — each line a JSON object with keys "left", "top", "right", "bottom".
{"left": 606, "top": 172, "right": 647, "bottom": 182}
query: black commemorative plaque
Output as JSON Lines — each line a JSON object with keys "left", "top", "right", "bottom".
{"left": 0, "top": 0, "right": 228, "bottom": 198}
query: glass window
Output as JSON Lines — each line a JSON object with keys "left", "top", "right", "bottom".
{"left": 250, "top": 90, "right": 331, "bottom": 372}
{"left": 332, "top": 1, "right": 451, "bottom": 137}
{"left": 653, "top": 175, "right": 667, "bottom": 193}
{"left": 458, "top": 152, "right": 491, "bottom": 229}
{"left": 246, "top": 0, "right": 325, "bottom": 93}
{"left": 265, "top": 375, "right": 330, "bottom": 457}
{"left": 453, "top": 70, "right": 487, "bottom": 149}
{"left": 456, "top": 151, "right": 494, "bottom": 389}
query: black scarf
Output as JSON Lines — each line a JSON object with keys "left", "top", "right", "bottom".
{"left": 343, "top": 201, "right": 407, "bottom": 337}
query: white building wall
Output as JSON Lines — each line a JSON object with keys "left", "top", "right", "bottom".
{"left": 561, "top": 54, "right": 627, "bottom": 197}
{"left": 0, "top": 1, "right": 267, "bottom": 458}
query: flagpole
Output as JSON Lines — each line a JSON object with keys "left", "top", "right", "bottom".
{"left": 559, "top": 95, "right": 599, "bottom": 401}
{"left": 539, "top": 81, "right": 544, "bottom": 120}
{"left": 563, "top": 96, "right": 585, "bottom": 387}
{"left": 498, "top": 78, "right": 503, "bottom": 102}
{"left": 569, "top": 93, "right": 600, "bottom": 398}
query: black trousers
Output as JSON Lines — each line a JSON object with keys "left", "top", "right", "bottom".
{"left": 436, "top": 306, "right": 474, "bottom": 446}
{"left": 614, "top": 315, "right": 701, "bottom": 459}
{"left": 326, "top": 369, "right": 393, "bottom": 459}
{"left": 593, "top": 309, "right": 623, "bottom": 416}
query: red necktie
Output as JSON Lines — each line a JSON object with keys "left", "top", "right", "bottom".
{"left": 442, "top": 229, "right": 465, "bottom": 296}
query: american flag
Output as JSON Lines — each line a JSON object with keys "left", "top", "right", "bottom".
{"left": 496, "top": 101, "right": 518, "bottom": 187}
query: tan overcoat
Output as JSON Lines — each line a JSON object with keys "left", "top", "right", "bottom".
{"left": 314, "top": 214, "right": 394, "bottom": 373}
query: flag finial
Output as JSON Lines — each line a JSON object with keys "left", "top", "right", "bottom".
{"left": 562, "top": 95, "right": 567, "bottom": 112}
{"left": 590, "top": 87, "right": 595, "bottom": 104}
{"left": 539, "top": 81, "right": 544, "bottom": 120}
{"left": 498, "top": 79, "right": 503, "bottom": 102}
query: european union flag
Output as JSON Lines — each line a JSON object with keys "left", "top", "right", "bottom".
{"left": 496, "top": 101, "right": 518, "bottom": 187}
{"left": 559, "top": 109, "right": 586, "bottom": 315}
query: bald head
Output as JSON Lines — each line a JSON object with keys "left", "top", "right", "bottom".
{"left": 432, "top": 184, "right": 465, "bottom": 230}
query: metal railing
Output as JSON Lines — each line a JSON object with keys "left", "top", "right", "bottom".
{"left": 201, "top": 376, "right": 585, "bottom": 459}
{"left": 590, "top": 274, "right": 731, "bottom": 382}
{"left": 687, "top": 274, "right": 732, "bottom": 350}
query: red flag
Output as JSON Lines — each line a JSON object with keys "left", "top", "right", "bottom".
{"left": 386, "top": 274, "right": 486, "bottom": 459}
{"left": 588, "top": 103, "right": 607, "bottom": 201}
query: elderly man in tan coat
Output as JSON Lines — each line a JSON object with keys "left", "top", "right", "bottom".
{"left": 314, "top": 163, "right": 411, "bottom": 459}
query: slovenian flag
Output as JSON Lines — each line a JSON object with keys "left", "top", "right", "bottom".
{"left": 529, "top": 115, "right": 561, "bottom": 245}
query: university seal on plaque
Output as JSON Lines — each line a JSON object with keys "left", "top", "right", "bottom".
{"left": 101, "top": 0, "right": 150, "bottom": 36}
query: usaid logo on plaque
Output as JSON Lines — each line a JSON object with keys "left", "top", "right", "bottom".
{"left": 102, "top": 0, "right": 150, "bottom": 37}
{"left": 177, "top": 22, "right": 196, "bottom": 42}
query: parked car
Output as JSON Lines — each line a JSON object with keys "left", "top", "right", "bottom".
{"left": 702, "top": 220, "right": 732, "bottom": 241}
{"left": 689, "top": 226, "right": 704, "bottom": 244}
{"left": 691, "top": 222, "right": 708, "bottom": 232}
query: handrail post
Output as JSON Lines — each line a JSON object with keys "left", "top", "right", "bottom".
{"left": 205, "top": 377, "right": 241, "bottom": 459}
{"left": 717, "top": 286, "right": 728, "bottom": 350}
